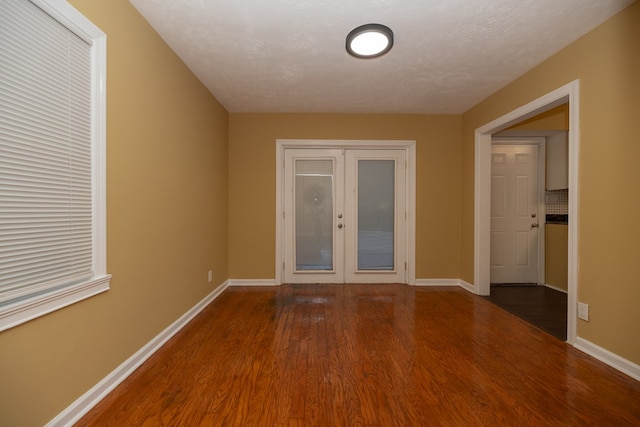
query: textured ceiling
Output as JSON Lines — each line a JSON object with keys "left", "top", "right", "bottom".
{"left": 128, "top": 0, "right": 634, "bottom": 114}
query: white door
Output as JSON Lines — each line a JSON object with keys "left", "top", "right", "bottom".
{"left": 490, "top": 144, "right": 540, "bottom": 284}
{"left": 283, "top": 149, "right": 406, "bottom": 284}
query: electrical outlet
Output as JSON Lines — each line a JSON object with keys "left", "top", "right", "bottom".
{"left": 577, "top": 302, "right": 589, "bottom": 321}
{"left": 208, "top": 270, "right": 213, "bottom": 283}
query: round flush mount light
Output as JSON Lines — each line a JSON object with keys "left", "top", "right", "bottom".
{"left": 346, "top": 23, "right": 394, "bottom": 59}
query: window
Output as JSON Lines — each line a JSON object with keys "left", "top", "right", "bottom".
{"left": 0, "top": 0, "right": 109, "bottom": 331}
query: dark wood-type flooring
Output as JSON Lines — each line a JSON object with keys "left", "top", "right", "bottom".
{"left": 484, "top": 284, "right": 568, "bottom": 341}
{"left": 77, "top": 285, "right": 640, "bottom": 426}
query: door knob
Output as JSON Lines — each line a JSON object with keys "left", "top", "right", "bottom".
{"left": 337, "top": 223, "right": 343, "bottom": 229}
{"left": 338, "top": 214, "right": 343, "bottom": 219}
{"left": 531, "top": 223, "right": 539, "bottom": 228}
{"left": 531, "top": 213, "right": 537, "bottom": 218}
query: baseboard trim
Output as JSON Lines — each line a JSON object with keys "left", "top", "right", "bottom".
{"left": 543, "top": 283, "right": 568, "bottom": 294}
{"left": 414, "top": 278, "right": 476, "bottom": 293}
{"left": 414, "top": 278, "right": 460, "bottom": 287}
{"left": 574, "top": 337, "right": 640, "bottom": 382}
{"left": 228, "top": 279, "right": 277, "bottom": 287}
{"left": 47, "top": 280, "right": 230, "bottom": 427}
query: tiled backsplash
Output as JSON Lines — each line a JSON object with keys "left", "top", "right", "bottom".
{"left": 546, "top": 189, "right": 568, "bottom": 214}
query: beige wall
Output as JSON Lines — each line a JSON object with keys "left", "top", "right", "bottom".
{"left": 461, "top": 2, "right": 640, "bottom": 363}
{"left": 0, "top": 1, "right": 229, "bottom": 426}
{"left": 546, "top": 225, "right": 568, "bottom": 292}
{"left": 506, "top": 104, "right": 569, "bottom": 131}
{"left": 228, "top": 114, "right": 462, "bottom": 280}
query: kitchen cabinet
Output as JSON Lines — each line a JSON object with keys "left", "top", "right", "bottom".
{"left": 546, "top": 131, "right": 568, "bottom": 190}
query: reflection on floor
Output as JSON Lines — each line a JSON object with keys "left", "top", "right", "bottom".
{"left": 483, "top": 284, "right": 567, "bottom": 341}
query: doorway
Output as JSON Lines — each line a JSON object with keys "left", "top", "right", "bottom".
{"left": 474, "top": 80, "right": 579, "bottom": 344}
{"left": 276, "top": 140, "right": 416, "bottom": 285}
{"left": 487, "top": 137, "right": 568, "bottom": 341}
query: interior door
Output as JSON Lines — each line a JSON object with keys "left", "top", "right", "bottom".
{"left": 490, "top": 144, "right": 540, "bottom": 283}
{"left": 283, "top": 148, "right": 406, "bottom": 284}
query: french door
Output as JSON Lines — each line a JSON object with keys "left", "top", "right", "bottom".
{"left": 283, "top": 148, "right": 406, "bottom": 283}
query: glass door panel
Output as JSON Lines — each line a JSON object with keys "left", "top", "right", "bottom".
{"left": 283, "top": 149, "right": 344, "bottom": 283}
{"left": 295, "top": 160, "right": 334, "bottom": 271}
{"left": 345, "top": 150, "right": 405, "bottom": 283}
{"left": 357, "top": 160, "right": 395, "bottom": 270}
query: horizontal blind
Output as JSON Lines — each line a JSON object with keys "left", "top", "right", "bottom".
{"left": 0, "top": 0, "right": 94, "bottom": 304}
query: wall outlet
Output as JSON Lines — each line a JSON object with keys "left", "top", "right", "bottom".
{"left": 208, "top": 270, "right": 213, "bottom": 283}
{"left": 577, "top": 302, "right": 589, "bottom": 321}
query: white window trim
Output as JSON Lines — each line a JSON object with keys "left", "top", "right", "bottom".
{"left": 0, "top": 0, "right": 110, "bottom": 332}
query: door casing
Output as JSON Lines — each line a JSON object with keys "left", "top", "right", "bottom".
{"left": 276, "top": 139, "right": 416, "bottom": 285}
{"left": 474, "top": 80, "right": 580, "bottom": 344}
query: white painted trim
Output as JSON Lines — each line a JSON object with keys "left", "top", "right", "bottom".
{"left": 414, "top": 279, "right": 475, "bottom": 293}
{"left": 414, "top": 279, "right": 461, "bottom": 287}
{"left": 34, "top": 0, "right": 105, "bottom": 42}
{"left": 0, "top": 0, "right": 110, "bottom": 331}
{"left": 407, "top": 142, "right": 417, "bottom": 286}
{"left": 227, "top": 279, "right": 277, "bottom": 287}
{"left": 0, "top": 275, "right": 111, "bottom": 332}
{"left": 566, "top": 82, "right": 580, "bottom": 345}
{"left": 474, "top": 80, "right": 579, "bottom": 345}
{"left": 543, "top": 283, "right": 568, "bottom": 294}
{"left": 457, "top": 279, "right": 476, "bottom": 293}
{"left": 46, "top": 281, "right": 230, "bottom": 427}
{"left": 275, "top": 139, "right": 416, "bottom": 286}
{"left": 574, "top": 337, "right": 640, "bottom": 382}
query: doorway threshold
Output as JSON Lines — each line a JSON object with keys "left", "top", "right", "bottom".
{"left": 483, "top": 285, "right": 567, "bottom": 341}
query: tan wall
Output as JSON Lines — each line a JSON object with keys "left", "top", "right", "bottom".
{"left": 461, "top": 2, "right": 640, "bottom": 363}
{"left": 546, "top": 225, "right": 568, "bottom": 292}
{"left": 0, "top": 1, "right": 229, "bottom": 426}
{"left": 506, "top": 104, "right": 569, "bottom": 131}
{"left": 228, "top": 114, "right": 462, "bottom": 280}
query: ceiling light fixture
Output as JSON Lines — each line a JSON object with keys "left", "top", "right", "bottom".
{"left": 346, "top": 23, "right": 394, "bottom": 59}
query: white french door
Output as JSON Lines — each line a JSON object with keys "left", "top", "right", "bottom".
{"left": 283, "top": 148, "right": 406, "bottom": 284}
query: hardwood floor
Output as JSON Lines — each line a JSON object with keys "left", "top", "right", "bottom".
{"left": 483, "top": 285, "right": 568, "bottom": 341}
{"left": 76, "top": 285, "right": 640, "bottom": 426}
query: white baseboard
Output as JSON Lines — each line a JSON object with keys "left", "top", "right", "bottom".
{"left": 47, "top": 281, "right": 230, "bottom": 427}
{"left": 227, "top": 279, "right": 277, "bottom": 287}
{"left": 414, "top": 278, "right": 460, "bottom": 287}
{"left": 457, "top": 279, "right": 476, "bottom": 293}
{"left": 415, "top": 278, "right": 476, "bottom": 293}
{"left": 543, "top": 283, "right": 568, "bottom": 294}
{"left": 574, "top": 337, "right": 640, "bottom": 382}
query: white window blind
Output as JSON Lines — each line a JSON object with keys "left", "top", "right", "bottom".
{"left": 0, "top": 0, "right": 109, "bottom": 330}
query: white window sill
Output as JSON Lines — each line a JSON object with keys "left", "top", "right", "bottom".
{"left": 0, "top": 275, "right": 111, "bottom": 332}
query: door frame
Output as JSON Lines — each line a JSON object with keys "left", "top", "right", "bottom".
{"left": 490, "top": 138, "right": 546, "bottom": 286}
{"left": 276, "top": 139, "right": 416, "bottom": 285}
{"left": 474, "top": 80, "right": 580, "bottom": 344}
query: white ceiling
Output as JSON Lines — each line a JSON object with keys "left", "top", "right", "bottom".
{"left": 128, "top": 0, "right": 634, "bottom": 114}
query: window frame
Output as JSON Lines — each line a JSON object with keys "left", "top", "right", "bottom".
{"left": 0, "top": 0, "right": 110, "bottom": 331}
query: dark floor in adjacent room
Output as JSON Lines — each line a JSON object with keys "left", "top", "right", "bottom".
{"left": 484, "top": 284, "right": 568, "bottom": 341}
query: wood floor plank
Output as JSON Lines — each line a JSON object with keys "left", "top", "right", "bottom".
{"left": 76, "top": 285, "right": 640, "bottom": 426}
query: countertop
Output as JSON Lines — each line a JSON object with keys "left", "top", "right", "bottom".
{"left": 546, "top": 214, "right": 568, "bottom": 225}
